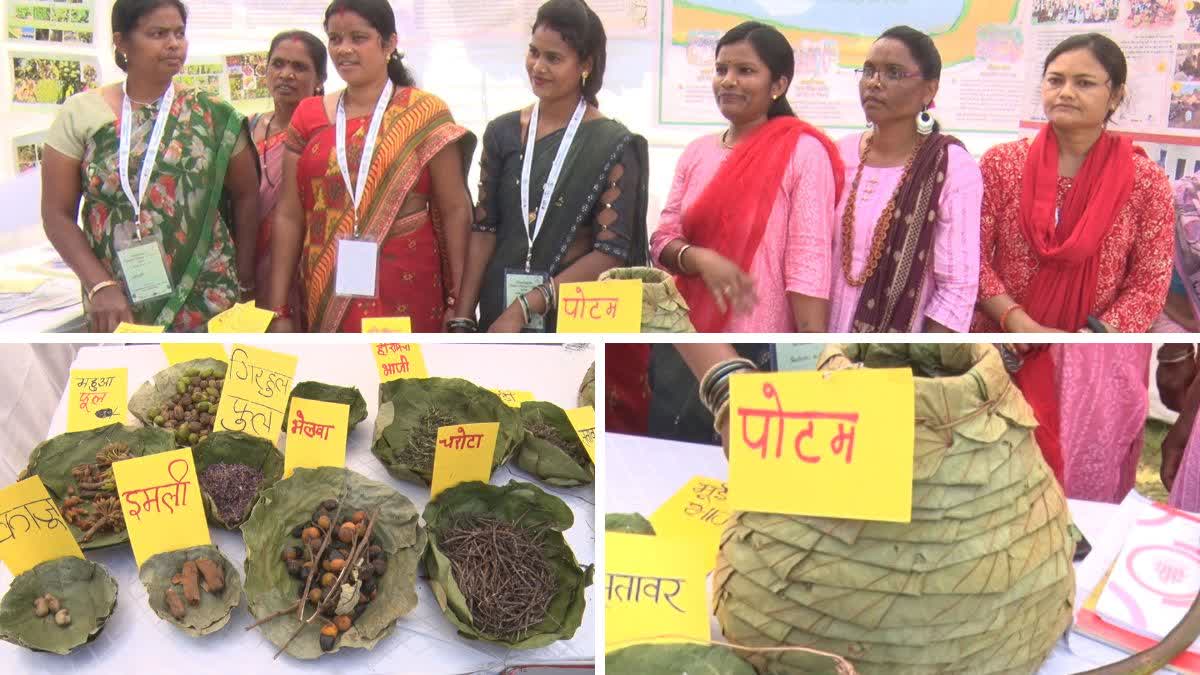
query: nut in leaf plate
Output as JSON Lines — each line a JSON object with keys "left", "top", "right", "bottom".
{"left": 194, "top": 431, "right": 284, "bottom": 529}
{"left": 139, "top": 544, "right": 243, "bottom": 636}
{"left": 371, "top": 377, "right": 522, "bottom": 486}
{"left": 241, "top": 467, "right": 425, "bottom": 660}
{"left": 0, "top": 556, "right": 118, "bottom": 654}
{"left": 282, "top": 381, "right": 369, "bottom": 433}
{"left": 20, "top": 423, "right": 175, "bottom": 550}
{"left": 128, "top": 358, "right": 227, "bottom": 446}
{"left": 422, "top": 480, "right": 592, "bottom": 649}
{"left": 517, "top": 401, "right": 594, "bottom": 487}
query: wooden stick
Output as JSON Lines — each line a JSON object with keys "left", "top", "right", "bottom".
{"left": 244, "top": 599, "right": 302, "bottom": 630}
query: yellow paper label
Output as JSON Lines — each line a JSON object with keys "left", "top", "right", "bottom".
{"left": 0, "top": 476, "right": 84, "bottom": 577}
{"left": 649, "top": 476, "right": 731, "bottom": 570}
{"left": 564, "top": 406, "right": 597, "bottom": 462}
{"left": 111, "top": 448, "right": 211, "bottom": 566}
{"left": 66, "top": 368, "right": 127, "bottom": 432}
{"left": 212, "top": 344, "right": 298, "bottom": 443}
{"left": 605, "top": 532, "right": 710, "bottom": 651}
{"left": 207, "top": 301, "right": 275, "bottom": 333}
{"left": 114, "top": 322, "right": 165, "bottom": 333}
{"left": 372, "top": 343, "right": 429, "bottom": 381}
{"left": 488, "top": 389, "right": 535, "bottom": 408}
{"left": 361, "top": 317, "right": 412, "bottom": 333}
{"left": 729, "top": 368, "right": 915, "bottom": 522}
{"left": 429, "top": 422, "right": 499, "bottom": 499}
{"left": 162, "top": 343, "right": 228, "bottom": 365}
{"left": 283, "top": 398, "right": 350, "bottom": 479}
{"left": 555, "top": 279, "right": 642, "bottom": 333}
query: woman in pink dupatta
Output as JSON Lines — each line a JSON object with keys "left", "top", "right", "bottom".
{"left": 251, "top": 31, "right": 326, "bottom": 314}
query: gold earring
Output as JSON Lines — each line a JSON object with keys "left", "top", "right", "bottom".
{"left": 582, "top": 71, "right": 589, "bottom": 87}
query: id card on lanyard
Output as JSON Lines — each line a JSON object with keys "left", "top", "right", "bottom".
{"left": 334, "top": 80, "right": 393, "bottom": 298}
{"left": 513, "top": 97, "right": 586, "bottom": 330}
{"left": 115, "top": 82, "right": 176, "bottom": 305}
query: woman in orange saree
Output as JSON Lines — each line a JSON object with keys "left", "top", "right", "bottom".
{"left": 265, "top": 0, "right": 474, "bottom": 332}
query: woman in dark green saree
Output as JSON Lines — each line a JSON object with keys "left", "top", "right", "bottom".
{"left": 452, "top": 0, "right": 650, "bottom": 333}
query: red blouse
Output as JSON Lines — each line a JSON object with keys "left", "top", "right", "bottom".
{"left": 973, "top": 138, "right": 1174, "bottom": 332}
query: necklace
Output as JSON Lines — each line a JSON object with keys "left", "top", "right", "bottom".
{"left": 721, "top": 128, "right": 735, "bottom": 149}
{"left": 260, "top": 112, "right": 279, "bottom": 188}
{"left": 840, "top": 131, "right": 926, "bottom": 287}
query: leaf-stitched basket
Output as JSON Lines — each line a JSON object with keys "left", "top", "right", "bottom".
{"left": 516, "top": 401, "right": 595, "bottom": 487}
{"left": 282, "top": 381, "right": 369, "bottom": 433}
{"left": 598, "top": 267, "right": 695, "bottom": 333}
{"left": 193, "top": 430, "right": 284, "bottom": 529}
{"left": 139, "top": 544, "right": 243, "bottom": 636}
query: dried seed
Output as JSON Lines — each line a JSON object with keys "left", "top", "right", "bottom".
{"left": 33, "top": 597, "right": 48, "bottom": 617}
{"left": 54, "top": 609, "right": 71, "bottom": 626}
{"left": 334, "top": 615, "right": 352, "bottom": 632}
{"left": 45, "top": 595, "right": 60, "bottom": 613}
{"left": 337, "top": 523, "right": 356, "bottom": 543}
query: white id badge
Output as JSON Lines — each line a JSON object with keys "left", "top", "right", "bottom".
{"left": 334, "top": 236, "right": 380, "bottom": 298}
{"left": 114, "top": 233, "right": 172, "bottom": 304}
{"left": 505, "top": 268, "right": 550, "bottom": 332}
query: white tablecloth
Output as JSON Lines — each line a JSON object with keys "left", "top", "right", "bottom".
{"left": 606, "top": 433, "right": 1173, "bottom": 675}
{"left": 0, "top": 343, "right": 597, "bottom": 674}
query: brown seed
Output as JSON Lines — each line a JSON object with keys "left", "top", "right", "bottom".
{"left": 337, "top": 523, "right": 356, "bottom": 543}
{"left": 282, "top": 548, "right": 299, "bottom": 562}
{"left": 54, "top": 609, "right": 71, "bottom": 627}
{"left": 351, "top": 511, "right": 366, "bottom": 524}
{"left": 320, "top": 623, "right": 338, "bottom": 637}
{"left": 303, "top": 527, "right": 320, "bottom": 541}
{"left": 33, "top": 597, "right": 49, "bottom": 617}
{"left": 316, "top": 515, "right": 331, "bottom": 531}
{"left": 355, "top": 521, "right": 367, "bottom": 536}
{"left": 320, "top": 572, "right": 336, "bottom": 588}
{"left": 329, "top": 559, "right": 346, "bottom": 573}
{"left": 334, "top": 615, "right": 352, "bottom": 632}
{"left": 45, "top": 595, "right": 60, "bottom": 613}
{"left": 321, "top": 560, "right": 333, "bottom": 572}
{"left": 308, "top": 588, "right": 323, "bottom": 605}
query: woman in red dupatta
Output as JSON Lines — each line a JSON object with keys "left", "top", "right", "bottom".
{"left": 650, "top": 21, "right": 843, "bottom": 333}
{"left": 977, "top": 34, "right": 1173, "bottom": 488}
{"left": 264, "top": 0, "right": 474, "bottom": 332}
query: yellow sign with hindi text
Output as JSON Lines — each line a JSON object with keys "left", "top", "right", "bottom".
{"left": 111, "top": 448, "right": 210, "bottom": 566}
{"left": 429, "top": 422, "right": 499, "bottom": 499}
{"left": 283, "top": 398, "right": 350, "bottom": 479}
{"left": 564, "top": 406, "right": 597, "bottom": 462}
{"left": 162, "top": 343, "right": 228, "bottom": 365}
{"left": 114, "top": 322, "right": 165, "bottom": 333}
{"left": 67, "top": 368, "right": 127, "bottom": 432}
{"left": 650, "top": 476, "right": 731, "bottom": 569}
{"left": 605, "top": 531, "right": 709, "bottom": 651}
{"left": 361, "top": 317, "right": 412, "bottom": 333}
{"left": 555, "top": 280, "right": 642, "bottom": 333}
{"left": 372, "top": 343, "right": 429, "bottom": 381}
{"left": 488, "top": 389, "right": 535, "bottom": 408}
{"left": 729, "top": 368, "right": 914, "bottom": 522}
{"left": 0, "top": 476, "right": 84, "bottom": 576}
{"left": 207, "top": 301, "right": 275, "bottom": 333}
{"left": 212, "top": 345, "right": 297, "bottom": 443}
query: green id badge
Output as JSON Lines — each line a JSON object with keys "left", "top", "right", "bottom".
{"left": 505, "top": 268, "right": 550, "bottom": 332}
{"left": 115, "top": 234, "right": 172, "bottom": 304}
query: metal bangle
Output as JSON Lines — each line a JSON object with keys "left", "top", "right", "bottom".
{"left": 534, "top": 284, "right": 553, "bottom": 316}
{"left": 675, "top": 243, "right": 693, "bottom": 274}
{"left": 86, "top": 279, "right": 120, "bottom": 303}
{"left": 516, "top": 294, "right": 532, "bottom": 325}
{"left": 699, "top": 358, "right": 757, "bottom": 413}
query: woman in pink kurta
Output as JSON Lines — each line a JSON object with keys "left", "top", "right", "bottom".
{"left": 829, "top": 132, "right": 981, "bottom": 332}
{"left": 651, "top": 21, "right": 841, "bottom": 333}
{"left": 827, "top": 26, "right": 981, "bottom": 333}
{"left": 651, "top": 134, "right": 837, "bottom": 332}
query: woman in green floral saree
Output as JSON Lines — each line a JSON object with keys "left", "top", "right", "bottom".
{"left": 41, "top": 0, "right": 258, "bottom": 332}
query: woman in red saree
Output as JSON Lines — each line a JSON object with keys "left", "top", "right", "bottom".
{"left": 978, "top": 34, "right": 1173, "bottom": 492}
{"left": 250, "top": 30, "right": 326, "bottom": 309}
{"left": 265, "top": 0, "right": 474, "bottom": 332}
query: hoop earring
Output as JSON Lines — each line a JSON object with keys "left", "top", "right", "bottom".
{"left": 916, "top": 107, "right": 935, "bottom": 135}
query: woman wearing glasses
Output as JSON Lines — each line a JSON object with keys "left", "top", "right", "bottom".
{"left": 651, "top": 21, "right": 842, "bottom": 332}
{"left": 827, "top": 26, "right": 981, "bottom": 333}
{"left": 974, "top": 32, "right": 1173, "bottom": 334}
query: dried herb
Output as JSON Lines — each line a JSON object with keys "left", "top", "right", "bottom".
{"left": 526, "top": 420, "right": 591, "bottom": 469}
{"left": 140, "top": 546, "right": 243, "bottom": 636}
{"left": 398, "top": 408, "right": 456, "bottom": 475}
{"left": 199, "top": 462, "right": 264, "bottom": 525}
{"left": 437, "top": 514, "right": 557, "bottom": 641}
{"left": 60, "top": 443, "right": 131, "bottom": 543}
